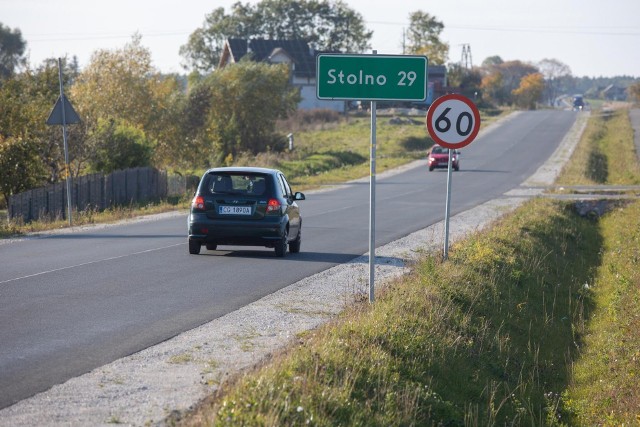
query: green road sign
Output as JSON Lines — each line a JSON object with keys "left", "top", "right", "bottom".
{"left": 316, "top": 54, "right": 428, "bottom": 101}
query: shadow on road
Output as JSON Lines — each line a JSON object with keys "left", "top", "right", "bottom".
{"left": 198, "top": 249, "right": 404, "bottom": 267}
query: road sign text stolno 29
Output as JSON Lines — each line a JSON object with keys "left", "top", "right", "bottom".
{"left": 316, "top": 54, "right": 428, "bottom": 101}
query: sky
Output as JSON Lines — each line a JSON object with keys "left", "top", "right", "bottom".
{"left": 2, "top": 0, "right": 639, "bottom": 78}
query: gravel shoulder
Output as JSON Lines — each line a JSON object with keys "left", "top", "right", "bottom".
{"left": 0, "top": 112, "right": 589, "bottom": 427}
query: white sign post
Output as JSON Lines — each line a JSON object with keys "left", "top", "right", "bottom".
{"left": 317, "top": 51, "right": 428, "bottom": 303}
{"left": 426, "top": 94, "right": 481, "bottom": 260}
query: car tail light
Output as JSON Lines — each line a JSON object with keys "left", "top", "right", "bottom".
{"left": 192, "top": 195, "right": 205, "bottom": 210}
{"left": 266, "top": 198, "right": 281, "bottom": 213}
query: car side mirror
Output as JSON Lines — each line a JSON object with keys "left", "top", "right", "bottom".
{"left": 294, "top": 192, "right": 306, "bottom": 201}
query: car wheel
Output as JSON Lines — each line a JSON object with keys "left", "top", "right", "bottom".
{"left": 429, "top": 166, "right": 434, "bottom": 171}
{"left": 205, "top": 243, "right": 217, "bottom": 251}
{"left": 188, "top": 239, "right": 201, "bottom": 255}
{"left": 275, "top": 229, "right": 288, "bottom": 257}
{"left": 289, "top": 227, "right": 301, "bottom": 254}
{"left": 454, "top": 165, "right": 460, "bottom": 171}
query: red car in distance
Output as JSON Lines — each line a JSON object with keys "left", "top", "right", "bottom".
{"left": 428, "top": 145, "right": 460, "bottom": 171}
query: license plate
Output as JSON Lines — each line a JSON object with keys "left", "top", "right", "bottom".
{"left": 219, "top": 206, "right": 252, "bottom": 215}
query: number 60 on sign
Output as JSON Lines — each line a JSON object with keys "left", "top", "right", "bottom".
{"left": 426, "top": 94, "right": 481, "bottom": 150}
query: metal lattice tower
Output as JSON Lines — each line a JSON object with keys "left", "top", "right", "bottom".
{"left": 460, "top": 44, "right": 472, "bottom": 69}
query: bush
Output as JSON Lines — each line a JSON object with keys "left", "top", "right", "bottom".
{"left": 90, "top": 119, "right": 153, "bottom": 173}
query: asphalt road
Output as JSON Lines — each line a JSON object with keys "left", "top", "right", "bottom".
{"left": 0, "top": 110, "right": 578, "bottom": 409}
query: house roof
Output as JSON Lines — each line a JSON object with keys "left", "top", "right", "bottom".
{"left": 221, "top": 38, "right": 317, "bottom": 78}
{"left": 219, "top": 38, "right": 448, "bottom": 82}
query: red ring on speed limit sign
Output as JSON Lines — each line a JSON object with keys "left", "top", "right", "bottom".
{"left": 426, "top": 94, "right": 481, "bottom": 150}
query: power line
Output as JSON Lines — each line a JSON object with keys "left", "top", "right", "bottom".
{"left": 367, "top": 20, "right": 640, "bottom": 36}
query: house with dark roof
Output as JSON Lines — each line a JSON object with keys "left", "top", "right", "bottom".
{"left": 219, "top": 38, "right": 448, "bottom": 111}
{"left": 601, "top": 84, "right": 627, "bottom": 101}
{"left": 219, "top": 38, "right": 346, "bottom": 112}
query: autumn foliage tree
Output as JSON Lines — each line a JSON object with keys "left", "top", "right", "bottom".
{"left": 71, "top": 36, "right": 159, "bottom": 131}
{"left": 480, "top": 72, "right": 505, "bottom": 105}
{"left": 70, "top": 36, "right": 183, "bottom": 172}
{"left": 480, "top": 59, "right": 540, "bottom": 106}
{"left": 512, "top": 73, "right": 545, "bottom": 109}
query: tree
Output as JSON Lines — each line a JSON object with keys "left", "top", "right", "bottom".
{"left": 89, "top": 119, "right": 153, "bottom": 173}
{"left": 0, "top": 57, "right": 80, "bottom": 186}
{"left": 195, "top": 60, "right": 300, "bottom": 164}
{"left": 481, "top": 56, "right": 503, "bottom": 67}
{"left": 480, "top": 60, "right": 539, "bottom": 106}
{"left": 447, "top": 64, "right": 482, "bottom": 99}
{"left": 0, "top": 23, "right": 27, "bottom": 80}
{"left": 0, "top": 135, "right": 44, "bottom": 207}
{"left": 405, "top": 11, "right": 448, "bottom": 65}
{"left": 71, "top": 35, "right": 184, "bottom": 171}
{"left": 71, "top": 35, "right": 156, "bottom": 130}
{"left": 180, "top": 0, "right": 372, "bottom": 73}
{"left": 480, "top": 71, "right": 504, "bottom": 105}
{"left": 179, "top": 8, "right": 237, "bottom": 73}
{"left": 512, "top": 73, "right": 545, "bottom": 109}
{"left": 537, "top": 58, "right": 572, "bottom": 106}
{"left": 175, "top": 81, "right": 215, "bottom": 169}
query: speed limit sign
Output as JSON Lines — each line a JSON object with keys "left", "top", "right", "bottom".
{"left": 426, "top": 94, "right": 481, "bottom": 149}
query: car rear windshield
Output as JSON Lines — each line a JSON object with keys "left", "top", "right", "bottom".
{"left": 204, "top": 173, "right": 270, "bottom": 196}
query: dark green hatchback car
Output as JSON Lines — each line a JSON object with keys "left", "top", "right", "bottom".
{"left": 188, "top": 167, "right": 305, "bottom": 257}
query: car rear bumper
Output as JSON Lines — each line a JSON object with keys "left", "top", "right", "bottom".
{"left": 428, "top": 161, "right": 459, "bottom": 168}
{"left": 188, "top": 214, "right": 286, "bottom": 247}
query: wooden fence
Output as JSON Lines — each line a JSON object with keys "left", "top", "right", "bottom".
{"left": 8, "top": 167, "right": 198, "bottom": 223}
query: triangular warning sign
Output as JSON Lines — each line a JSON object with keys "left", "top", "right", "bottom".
{"left": 46, "top": 94, "right": 81, "bottom": 125}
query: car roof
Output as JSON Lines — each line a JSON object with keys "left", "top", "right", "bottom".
{"left": 204, "top": 167, "right": 282, "bottom": 176}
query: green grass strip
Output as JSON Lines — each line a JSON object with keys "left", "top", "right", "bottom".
{"left": 560, "top": 199, "right": 640, "bottom": 425}
{"left": 185, "top": 198, "right": 607, "bottom": 426}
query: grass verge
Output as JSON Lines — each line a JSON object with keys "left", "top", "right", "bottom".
{"left": 556, "top": 108, "right": 640, "bottom": 186}
{"left": 181, "top": 198, "right": 605, "bottom": 426}
{"left": 560, "top": 199, "right": 640, "bottom": 425}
